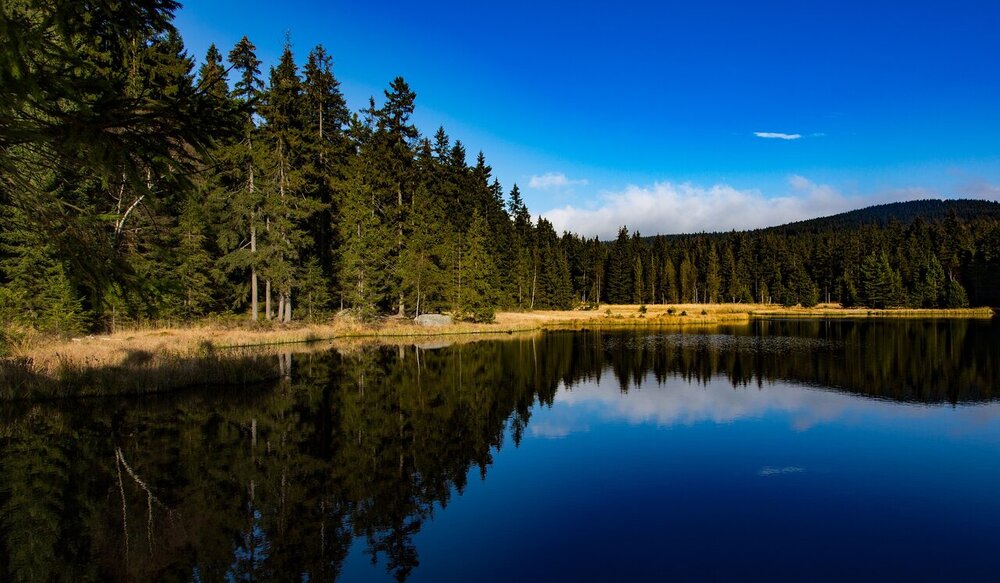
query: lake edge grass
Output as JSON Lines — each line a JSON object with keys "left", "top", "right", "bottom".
{"left": 1, "top": 303, "right": 993, "bottom": 400}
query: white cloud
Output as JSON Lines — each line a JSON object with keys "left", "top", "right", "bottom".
{"left": 544, "top": 176, "right": 869, "bottom": 238}
{"left": 528, "top": 172, "right": 588, "bottom": 190}
{"left": 961, "top": 181, "right": 1000, "bottom": 199}
{"left": 529, "top": 373, "right": 1000, "bottom": 439}
{"left": 754, "top": 131, "right": 802, "bottom": 140}
{"left": 539, "top": 172, "right": 1000, "bottom": 239}
{"left": 759, "top": 466, "right": 806, "bottom": 477}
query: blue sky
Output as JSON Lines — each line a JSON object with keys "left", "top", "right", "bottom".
{"left": 175, "top": 0, "right": 1000, "bottom": 237}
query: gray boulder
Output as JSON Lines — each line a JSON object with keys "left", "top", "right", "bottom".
{"left": 414, "top": 314, "right": 453, "bottom": 327}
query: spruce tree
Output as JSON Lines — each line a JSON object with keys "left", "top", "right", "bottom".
{"left": 455, "top": 211, "right": 498, "bottom": 322}
{"left": 605, "top": 227, "right": 632, "bottom": 304}
{"left": 223, "top": 36, "right": 266, "bottom": 321}
{"left": 706, "top": 244, "right": 721, "bottom": 303}
{"left": 301, "top": 44, "right": 349, "bottom": 284}
{"left": 400, "top": 185, "right": 452, "bottom": 316}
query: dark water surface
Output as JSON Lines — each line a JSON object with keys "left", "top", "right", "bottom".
{"left": 2, "top": 319, "right": 999, "bottom": 581}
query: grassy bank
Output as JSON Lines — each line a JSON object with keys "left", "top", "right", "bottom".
{"left": 1, "top": 303, "right": 993, "bottom": 400}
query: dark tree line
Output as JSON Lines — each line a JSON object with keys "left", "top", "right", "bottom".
{"left": 2, "top": 3, "right": 998, "bottom": 338}
{"left": 563, "top": 206, "right": 1000, "bottom": 310}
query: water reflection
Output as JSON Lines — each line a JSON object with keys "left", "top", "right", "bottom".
{"left": 0, "top": 319, "right": 997, "bottom": 581}
{"left": 533, "top": 376, "right": 1000, "bottom": 438}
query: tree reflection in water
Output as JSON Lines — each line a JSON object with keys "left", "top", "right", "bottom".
{"left": 0, "top": 319, "right": 997, "bottom": 580}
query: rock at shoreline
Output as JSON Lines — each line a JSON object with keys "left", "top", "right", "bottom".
{"left": 415, "top": 314, "right": 453, "bottom": 327}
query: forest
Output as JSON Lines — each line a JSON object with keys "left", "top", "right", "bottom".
{"left": 2, "top": 1, "right": 1000, "bottom": 338}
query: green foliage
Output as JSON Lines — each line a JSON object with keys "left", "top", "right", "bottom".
{"left": 298, "top": 257, "right": 332, "bottom": 320}
{"left": 605, "top": 227, "right": 632, "bottom": 304}
{"left": 0, "top": 206, "right": 88, "bottom": 336}
{"left": 454, "top": 211, "right": 498, "bottom": 323}
{"left": 860, "top": 252, "right": 905, "bottom": 308}
{"left": 944, "top": 279, "right": 969, "bottom": 308}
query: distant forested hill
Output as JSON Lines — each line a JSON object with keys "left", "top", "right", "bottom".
{"left": 592, "top": 199, "right": 1000, "bottom": 310}
{"left": 767, "top": 199, "right": 1000, "bottom": 235}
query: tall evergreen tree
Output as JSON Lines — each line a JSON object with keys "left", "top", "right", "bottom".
{"left": 222, "top": 36, "right": 266, "bottom": 321}
{"left": 605, "top": 227, "right": 632, "bottom": 304}
{"left": 454, "top": 211, "right": 499, "bottom": 322}
{"left": 300, "top": 44, "right": 350, "bottom": 284}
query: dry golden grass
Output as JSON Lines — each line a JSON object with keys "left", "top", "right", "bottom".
{"left": 3, "top": 302, "right": 992, "bottom": 398}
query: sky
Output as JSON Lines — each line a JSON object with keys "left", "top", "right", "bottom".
{"left": 174, "top": 0, "right": 1000, "bottom": 238}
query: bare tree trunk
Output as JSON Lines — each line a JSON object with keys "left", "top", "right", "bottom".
{"left": 266, "top": 280, "right": 272, "bottom": 320}
{"left": 530, "top": 265, "right": 537, "bottom": 310}
{"left": 251, "top": 221, "right": 258, "bottom": 322}
{"left": 397, "top": 183, "right": 405, "bottom": 317}
{"left": 284, "top": 290, "right": 292, "bottom": 323}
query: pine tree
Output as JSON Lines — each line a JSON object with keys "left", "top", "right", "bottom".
{"left": 259, "top": 38, "right": 325, "bottom": 323}
{"left": 371, "top": 77, "right": 419, "bottom": 317}
{"left": 0, "top": 0, "right": 221, "bottom": 195}
{"left": 222, "top": 36, "right": 266, "bottom": 321}
{"left": 338, "top": 139, "right": 392, "bottom": 320}
{"left": 605, "top": 227, "right": 632, "bottom": 304}
{"left": 300, "top": 44, "right": 349, "bottom": 285}
{"left": 455, "top": 211, "right": 498, "bottom": 322}
{"left": 661, "top": 258, "right": 678, "bottom": 304}
{"left": 400, "top": 185, "right": 452, "bottom": 316}
{"left": 860, "top": 252, "right": 904, "bottom": 308}
{"left": 174, "top": 192, "right": 218, "bottom": 318}
{"left": 632, "top": 256, "right": 644, "bottom": 304}
{"left": 298, "top": 256, "right": 332, "bottom": 320}
{"left": 706, "top": 244, "right": 721, "bottom": 303}
{"left": 0, "top": 205, "right": 87, "bottom": 336}
{"left": 679, "top": 253, "right": 697, "bottom": 303}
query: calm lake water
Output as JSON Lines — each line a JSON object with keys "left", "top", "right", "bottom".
{"left": 2, "top": 319, "right": 1000, "bottom": 581}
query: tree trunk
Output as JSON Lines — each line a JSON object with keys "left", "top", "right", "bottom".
{"left": 266, "top": 279, "right": 272, "bottom": 320}
{"left": 397, "top": 183, "right": 405, "bottom": 317}
{"left": 530, "top": 265, "right": 537, "bottom": 310}
{"left": 251, "top": 221, "right": 258, "bottom": 322}
{"left": 250, "top": 160, "right": 258, "bottom": 321}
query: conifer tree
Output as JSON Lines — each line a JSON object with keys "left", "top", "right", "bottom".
{"left": 174, "top": 193, "right": 218, "bottom": 318}
{"left": 706, "top": 244, "right": 721, "bottom": 303}
{"left": 259, "top": 39, "right": 324, "bottom": 322}
{"left": 300, "top": 44, "right": 349, "bottom": 283}
{"left": 661, "top": 258, "right": 678, "bottom": 304}
{"left": 605, "top": 227, "right": 632, "bottom": 304}
{"left": 400, "top": 185, "right": 452, "bottom": 316}
{"left": 632, "top": 256, "right": 644, "bottom": 304}
{"left": 454, "top": 211, "right": 498, "bottom": 322}
{"left": 679, "top": 253, "right": 697, "bottom": 303}
{"left": 508, "top": 185, "right": 535, "bottom": 308}
{"left": 222, "top": 36, "right": 266, "bottom": 321}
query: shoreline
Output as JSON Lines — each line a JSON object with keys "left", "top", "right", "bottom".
{"left": 1, "top": 303, "right": 993, "bottom": 400}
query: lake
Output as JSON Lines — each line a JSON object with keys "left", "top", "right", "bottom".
{"left": 2, "top": 319, "right": 999, "bottom": 581}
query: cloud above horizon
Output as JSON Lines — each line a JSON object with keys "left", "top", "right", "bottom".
{"left": 528, "top": 172, "right": 588, "bottom": 190}
{"left": 754, "top": 131, "right": 802, "bottom": 140}
{"left": 542, "top": 176, "right": 939, "bottom": 239}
